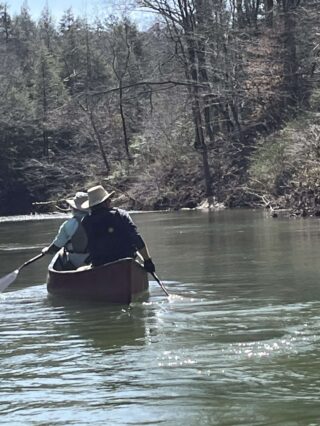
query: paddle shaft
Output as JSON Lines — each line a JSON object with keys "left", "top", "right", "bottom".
{"left": 151, "top": 271, "right": 170, "bottom": 297}
{"left": 0, "top": 252, "right": 46, "bottom": 293}
{"left": 18, "top": 252, "right": 45, "bottom": 272}
{"left": 125, "top": 252, "right": 169, "bottom": 297}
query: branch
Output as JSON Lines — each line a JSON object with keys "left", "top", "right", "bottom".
{"left": 102, "top": 180, "right": 143, "bottom": 207}
{"left": 32, "top": 200, "right": 71, "bottom": 212}
{"left": 88, "top": 79, "right": 209, "bottom": 97}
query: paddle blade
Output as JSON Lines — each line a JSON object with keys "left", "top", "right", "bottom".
{"left": 0, "top": 270, "right": 19, "bottom": 292}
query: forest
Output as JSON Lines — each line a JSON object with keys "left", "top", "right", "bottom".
{"left": 0, "top": 0, "right": 319, "bottom": 216}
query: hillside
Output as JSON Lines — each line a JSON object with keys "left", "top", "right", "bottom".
{"left": 0, "top": 0, "right": 319, "bottom": 215}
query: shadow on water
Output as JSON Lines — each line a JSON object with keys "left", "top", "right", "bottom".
{"left": 45, "top": 295, "right": 151, "bottom": 354}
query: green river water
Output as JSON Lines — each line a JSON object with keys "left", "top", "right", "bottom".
{"left": 0, "top": 209, "right": 319, "bottom": 425}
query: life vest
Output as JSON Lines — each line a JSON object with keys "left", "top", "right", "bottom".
{"left": 66, "top": 217, "right": 88, "bottom": 254}
{"left": 82, "top": 208, "right": 136, "bottom": 266}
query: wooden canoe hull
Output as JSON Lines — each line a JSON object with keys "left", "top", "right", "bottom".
{"left": 47, "top": 256, "right": 149, "bottom": 304}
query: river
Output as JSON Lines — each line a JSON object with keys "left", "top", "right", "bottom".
{"left": 0, "top": 210, "right": 319, "bottom": 425}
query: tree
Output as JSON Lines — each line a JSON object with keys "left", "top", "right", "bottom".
{"left": 58, "top": 9, "right": 85, "bottom": 94}
{"left": 38, "top": 5, "right": 58, "bottom": 52}
{"left": 138, "top": 0, "right": 249, "bottom": 202}
{"left": 104, "top": 18, "right": 146, "bottom": 161}
{"left": 34, "top": 44, "right": 68, "bottom": 156}
{"left": 0, "top": 2, "right": 11, "bottom": 43}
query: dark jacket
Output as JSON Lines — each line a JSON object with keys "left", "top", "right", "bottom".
{"left": 82, "top": 207, "right": 145, "bottom": 266}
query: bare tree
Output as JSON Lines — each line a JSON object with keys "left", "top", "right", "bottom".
{"left": 138, "top": 0, "right": 248, "bottom": 202}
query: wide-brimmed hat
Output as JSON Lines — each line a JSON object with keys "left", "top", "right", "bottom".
{"left": 66, "top": 192, "right": 89, "bottom": 212}
{"left": 81, "top": 185, "right": 115, "bottom": 209}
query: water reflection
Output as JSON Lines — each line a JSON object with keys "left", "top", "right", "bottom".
{"left": 45, "top": 297, "right": 150, "bottom": 353}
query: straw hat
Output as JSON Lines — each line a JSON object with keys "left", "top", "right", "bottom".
{"left": 81, "top": 185, "right": 115, "bottom": 209}
{"left": 66, "top": 192, "right": 89, "bottom": 212}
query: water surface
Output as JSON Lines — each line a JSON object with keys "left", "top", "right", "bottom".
{"left": 0, "top": 210, "right": 320, "bottom": 425}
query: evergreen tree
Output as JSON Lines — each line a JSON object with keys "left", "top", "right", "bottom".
{"left": 38, "top": 4, "right": 58, "bottom": 52}
{"left": 34, "top": 44, "right": 68, "bottom": 156}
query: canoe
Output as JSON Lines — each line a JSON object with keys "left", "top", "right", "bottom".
{"left": 47, "top": 252, "right": 149, "bottom": 304}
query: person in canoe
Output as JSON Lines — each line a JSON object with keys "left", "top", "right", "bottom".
{"left": 80, "top": 185, "right": 156, "bottom": 273}
{"left": 42, "top": 192, "right": 90, "bottom": 269}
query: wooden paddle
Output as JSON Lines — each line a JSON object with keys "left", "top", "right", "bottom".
{"left": 0, "top": 252, "right": 45, "bottom": 293}
{"left": 151, "top": 271, "right": 170, "bottom": 297}
{"left": 136, "top": 252, "right": 170, "bottom": 297}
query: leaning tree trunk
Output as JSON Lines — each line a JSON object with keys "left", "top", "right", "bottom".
{"left": 281, "top": 0, "right": 300, "bottom": 106}
{"left": 187, "top": 38, "right": 213, "bottom": 198}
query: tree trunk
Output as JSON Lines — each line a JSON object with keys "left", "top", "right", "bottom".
{"left": 41, "top": 60, "right": 49, "bottom": 157}
{"left": 119, "top": 79, "right": 131, "bottom": 160}
{"left": 89, "top": 111, "right": 110, "bottom": 173}
{"left": 282, "top": 0, "right": 299, "bottom": 106}
{"left": 265, "top": 0, "right": 274, "bottom": 27}
{"left": 186, "top": 38, "right": 213, "bottom": 197}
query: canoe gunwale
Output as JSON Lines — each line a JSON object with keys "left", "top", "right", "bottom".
{"left": 48, "top": 250, "right": 144, "bottom": 275}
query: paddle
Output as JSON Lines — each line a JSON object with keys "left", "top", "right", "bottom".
{"left": 136, "top": 252, "right": 170, "bottom": 297}
{"left": 0, "top": 252, "right": 45, "bottom": 293}
{"left": 151, "top": 271, "right": 170, "bottom": 297}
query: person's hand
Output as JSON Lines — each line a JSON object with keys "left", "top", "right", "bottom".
{"left": 42, "top": 245, "right": 59, "bottom": 255}
{"left": 144, "top": 258, "right": 155, "bottom": 273}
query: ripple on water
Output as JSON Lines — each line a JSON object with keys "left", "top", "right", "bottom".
{"left": 1, "top": 283, "right": 320, "bottom": 424}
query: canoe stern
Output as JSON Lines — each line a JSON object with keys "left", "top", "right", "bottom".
{"left": 47, "top": 257, "right": 148, "bottom": 304}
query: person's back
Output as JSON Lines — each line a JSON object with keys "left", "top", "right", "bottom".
{"left": 42, "top": 192, "right": 89, "bottom": 269}
{"left": 60, "top": 211, "right": 88, "bottom": 268}
{"left": 80, "top": 185, "right": 156, "bottom": 273}
{"left": 82, "top": 206, "right": 136, "bottom": 266}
